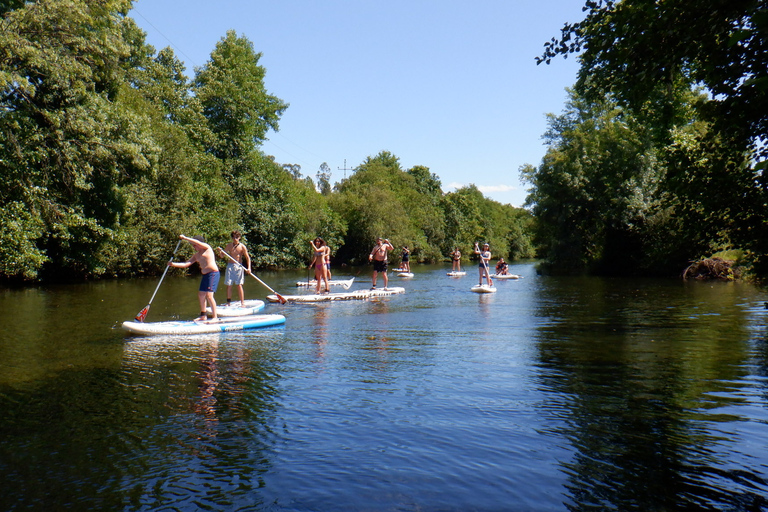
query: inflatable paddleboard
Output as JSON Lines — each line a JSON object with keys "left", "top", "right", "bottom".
{"left": 267, "top": 287, "right": 406, "bottom": 303}
{"left": 471, "top": 284, "right": 497, "bottom": 294}
{"left": 397, "top": 272, "right": 414, "bottom": 278}
{"left": 447, "top": 271, "right": 466, "bottom": 276}
{"left": 490, "top": 274, "right": 522, "bottom": 280}
{"left": 392, "top": 268, "right": 407, "bottom": 272}
{"left": 206, "top": 299, "right": 265, "bottom": 317}
{"left": 295, "top": 277, "right": 355, "bottom": 289}
{"left": 122, "top": 314, "right": 286, "bottom": 335}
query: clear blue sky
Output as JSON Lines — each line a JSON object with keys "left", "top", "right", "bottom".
{"left": 129, "top": 0, "right": 583, "bottom": 207}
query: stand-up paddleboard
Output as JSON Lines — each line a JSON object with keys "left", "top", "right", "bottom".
{"left": 471, "top": 284, "right": 497, "bottom": 294}
{"left": 122, "top": 314, "right": 286, "bottom": 335}
{"left": 266, "top": 287, "right": 406, "bottom": 303}
{"left": 206, "top": 299, "right": 265, "bottom": 317}
{"left": 295, "top": 277, "right": 355, "bottom": 289}
{"left": 392, "top": 268, "right": 407, "bottom": 272}
{"left": 397, "top": 272, "right": 414, "bottom": 278}
{"left": 490, "top": 274, "right": 522, "bottom": 280}
{"left": 447, "top": 271, "right": 466, "bottom": 276}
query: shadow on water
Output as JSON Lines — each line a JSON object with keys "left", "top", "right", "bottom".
{"left": 531, "top": 276, "right": 768, "bottom": 511}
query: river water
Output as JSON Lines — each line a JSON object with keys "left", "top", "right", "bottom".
{"left": 1, "top": 262, "right": 767, "bottom": 511}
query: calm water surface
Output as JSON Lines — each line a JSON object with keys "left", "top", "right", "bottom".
{"left": 1, "top": 262, "right": 767, "bottom": 511}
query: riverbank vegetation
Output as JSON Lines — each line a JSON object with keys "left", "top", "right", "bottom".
{"left": 2, "top": 1, "right": 766, "bottom": 283}
{"left": 525, "top": 0, "right": 767, "bottom": 277}
{"left": 0, "top": 0, "right": 533, "bottom": 283}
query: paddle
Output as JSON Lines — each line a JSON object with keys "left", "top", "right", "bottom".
{"left": 135, "top": 239, "right": 182, "bottom": 322}
{"left": 217, "top": 247, "right": 288, "bottom": 304}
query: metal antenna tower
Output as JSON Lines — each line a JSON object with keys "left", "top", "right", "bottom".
{"left": 338, "top": 159, "right": 353, "bottom": 180}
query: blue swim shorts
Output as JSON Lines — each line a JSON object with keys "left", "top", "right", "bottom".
{"left": 199, "top": 270, "right": 220, "bottom": 292}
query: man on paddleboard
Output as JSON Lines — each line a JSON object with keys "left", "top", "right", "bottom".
{"left": 369, "top": 237, "right": 394, "bottom": 290}
{"left": 169, "top": 234, "right": 220, "bottom": 321}
{"left": 219, "top": 230, "right": 251, "bottom": 307}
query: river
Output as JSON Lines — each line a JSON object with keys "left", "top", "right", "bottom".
{"left": 1, "top": 262, "right": 767, "bottom": 511}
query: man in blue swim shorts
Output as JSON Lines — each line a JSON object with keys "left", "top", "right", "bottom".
{"left": 169, "top": 234, "right": 221, "bottom": 321}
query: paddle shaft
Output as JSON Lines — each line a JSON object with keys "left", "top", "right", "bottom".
{"left": 149, "top": 240, "right": 181, "bottom": 303}
{"left": 136, "top": 239, "right": 182, "bottom": 321}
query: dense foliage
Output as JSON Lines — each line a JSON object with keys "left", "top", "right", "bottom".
{"left": 0, "top": 0, "right": 532, "bottom": 282}
{"left": 528, "top": 0, "right": 768, "bottom": 275}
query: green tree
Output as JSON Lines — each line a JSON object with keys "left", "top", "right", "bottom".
{"left": 0, "top": 0, "right": 153, "bottom": 280}
{"left": 539, "top": 0, "right": 768, "bottom": 273}
{"left": 332, "top": 152, "right": 447, "bottom": 263}
{"left": 193, "top": 30, "right": 288, "bottom": 164}
{"left": 522, "top": 90, "right": 686, "bottom": 274}
{"left": 316, "top": 162, "right": 332, "bottom": 195}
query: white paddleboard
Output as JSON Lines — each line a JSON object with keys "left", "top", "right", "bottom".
{"left": 490, "top": 274, "right": 522, "bottom": 280}
{"left": 267, "top": 287, "right": 406, "bottom": 303}
{"left": 447, "top": 271, "right": 466, "bottom": 276}
{"left": 471, "top": 284, "right": 497, "bottom": 294}
{"left": 206, "top": 299, "right": 265, "bottom": 317}
{"left": 123, "top": 314, "right": 286, "bottom": 335}
{"left": 397, "top": 272, "right": 414, "bottom": 278}
{"left": 295, "top": 277, "right": 355, "bottom": 289}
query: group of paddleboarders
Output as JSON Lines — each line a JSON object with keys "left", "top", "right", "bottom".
{"left": 171, "top": 231, "right": 503, "bottom": 319}
{"left": 168, "top": 231, "right": 251, "bottom": 321}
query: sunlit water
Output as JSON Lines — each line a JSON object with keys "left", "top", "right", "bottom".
{"left": 1, "top": 263, "right": 767, "bottom": 511}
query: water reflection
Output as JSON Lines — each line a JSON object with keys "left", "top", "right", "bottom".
{"left": 118, "top": 333, "right": 283, "bottom": 510}
{"left": 532, "top": 277, "right": 768, "bottom": 510}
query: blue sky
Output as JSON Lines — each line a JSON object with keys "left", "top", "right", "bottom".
{"left": 129, "top": 0, "right": 583, "bottom": 207}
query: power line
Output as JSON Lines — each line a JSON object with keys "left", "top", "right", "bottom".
{"left": 132, "top": 8, "right": 197, "bottom": 68}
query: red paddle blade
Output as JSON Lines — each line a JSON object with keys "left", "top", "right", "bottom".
{"left": 276, "top": 293, "right": 287, "bottom": 305}
{"left": 135, "top": 305, "right": 149, "bottom": 322}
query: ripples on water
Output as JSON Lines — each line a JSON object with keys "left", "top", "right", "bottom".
{"left": 0, "top": 265, "right": 767, "bottom": 510}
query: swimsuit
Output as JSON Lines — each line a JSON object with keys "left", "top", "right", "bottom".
{"left": 199, "top": 270, "right": 220, "bottom": 292}
{"left": 402, "top": 252, "right": 409, "bottom": 262}
{"left": 373, "top": 260, "right": 387, "bottom": 272}
{"left": 224, "top": 263, "right": 244, "bottom": 286}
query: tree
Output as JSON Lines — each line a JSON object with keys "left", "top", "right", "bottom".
{"left": 316, "top": 162, "right": 332, "bottom": 195}
{"left": 539, "top": 0, "right": 768, "bottom": 273}
{"left": 0, "top": 0, "right": 152, "bottom": 280}
{"left": 521, "top": 90, "right": 695, "bottom": 275}
{"left": 193, "top": 30, "right": 288, "bottom": 164}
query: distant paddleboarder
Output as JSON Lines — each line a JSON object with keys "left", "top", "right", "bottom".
{"left": 474, "top": 242, "right": 493, "bottom": 287}
{"left": 369, "top": 237, "right": 394, "bottom": 290}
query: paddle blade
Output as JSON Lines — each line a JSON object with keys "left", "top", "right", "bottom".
{"left": 275, "top": 293, "right": 288, "bottom": 305}
{"left": 135, "top": 305, "right": 150, "bottom": 322}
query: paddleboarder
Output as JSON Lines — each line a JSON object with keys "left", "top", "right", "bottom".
{"left": 401, "top": 246, "right": 411, "bottom": 272}
{"left": 474, "top": 242, "right": 493, "bottom": 287}
{"left": 369, "top": 237, "right": 394, "bottom": 290}
{"left": 310, "top": 237, "right": 331, "bottom": 294}
{"left": 219, "top": 230, "right": 251, "bottom": 307}
{"left": 451, "top": 247, "right": 462, "bottom": 272}
{"left": 169, "top": 234, "right": 220, "bottom": 321}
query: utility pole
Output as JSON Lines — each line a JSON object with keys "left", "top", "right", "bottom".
{"left": 338, "top": 159, "right": 353, "bottom": 180}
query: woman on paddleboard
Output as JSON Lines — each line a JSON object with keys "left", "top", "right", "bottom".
{"left": 474, "top": 242, "right": 493, "bottom": 287}
{"left": 451, "top": 247, "right": 462, "bottom": 271}
{"left": 310, "top": 237, "right": 331, "bottom": 294}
